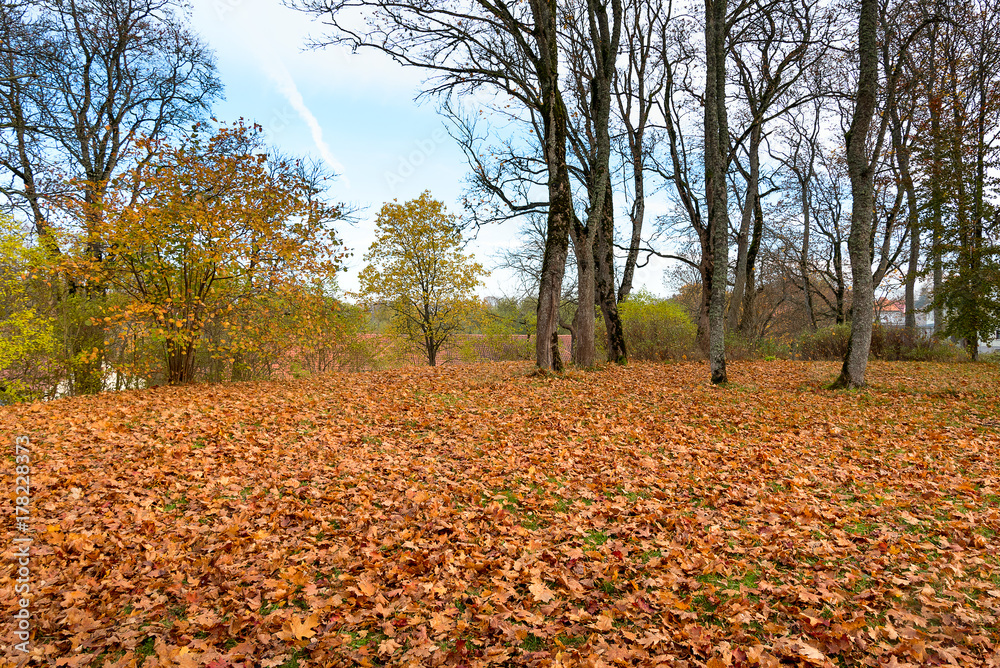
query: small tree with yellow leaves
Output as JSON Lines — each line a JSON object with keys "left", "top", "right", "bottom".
{"left": 98, "top": 121, "right": 346, "bottom": 384}
{"left": 0, "top": 215, "right": 58, "bottom": 400}
{"left": 359, "top": 192, "right": 486, "bottom": 366}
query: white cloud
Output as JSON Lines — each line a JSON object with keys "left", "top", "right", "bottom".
{"left": 260, "top": 58, "right": 348, "bottom": 182}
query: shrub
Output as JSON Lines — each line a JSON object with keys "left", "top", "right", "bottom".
{"left": 757, "top": 336, "right": 793, "bottom": 360}
{"left": 725, "top": 333, "right": 793, "bottom": 361}
{"left": 458, "top": 302, "right": 533, "bottom": 362}
{"left": 982, "top": 350, "right": 1000, "bottom": 364}
{"left": 796, "top": 324, "right": 852, "bottom": 361}
{"left": 618, "top": 289, "right": 697, "bottom": 361}
{"left": 796, "top": 323, "right": 968, "bottom": 362}
{"left": 870, "top": 325, "right": 968, "bottom": 362}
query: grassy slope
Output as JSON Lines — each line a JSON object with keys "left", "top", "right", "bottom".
{"left": 1, "top": 361, "right": 998, "bottom": 667}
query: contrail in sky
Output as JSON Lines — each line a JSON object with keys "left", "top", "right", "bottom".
{"left": 263, "top": 59, "right": 349, "bottom": 185}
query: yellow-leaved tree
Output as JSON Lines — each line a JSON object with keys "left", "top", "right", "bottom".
{"left": 0, "top": 215, "right": 57, "bottom": 400}
{"left": 97, "top": 121, "right": 347, "bottom": 384}
{"left": 359, "top": 192, "right": 486, "bottom": 366}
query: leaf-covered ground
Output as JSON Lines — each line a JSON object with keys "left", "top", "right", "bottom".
{"left": 2, "top": 361, "right": 999, "bottom": 668}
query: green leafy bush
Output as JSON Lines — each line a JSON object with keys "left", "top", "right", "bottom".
{"left": 618, "top": 289, "right": 697, "bottom": 361}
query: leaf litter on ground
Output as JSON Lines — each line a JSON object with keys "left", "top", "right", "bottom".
{"left": 1, "top": 360, "right": 999, "bottom": 667}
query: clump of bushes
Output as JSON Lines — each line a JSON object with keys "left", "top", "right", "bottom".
{"left": 725, "top": 333, "right": 793, "bottom": 360}
{"left": 796, "top": 323, "right": 968, "bottom": 361}
{"left": 796, "top": 324, "right": 852, "bottom": 361}
{"left": 618, "top": 289, "right": 697, "bottom": 361}
{"left": 870, "top": 325, "right": 967, "bottom": 362}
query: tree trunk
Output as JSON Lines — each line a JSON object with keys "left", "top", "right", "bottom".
{"left": 704, "top": 0, "right": 729, "bottom": 385}
{"left": 167, "top": 339, "right": 197, "bottom": 384}
{"left": 738, "top": 193, "right": 764, "bottom": 337}
{"left": 800, "top": 174, "right": 817, "bottom": 332}
{"left": 596, "top": 175, "right": 627, "bottom": 362}
{"left": 928, "top": 33, "right": 945, "bottom": 335}
{"left": 568, "top": 0, "right": 620, "bottom": 368}
{"left": 892, "top": 107, "right": 920, "bottom": 332}
{"left": 728, "top": 124, "right": 761, "bottom": 332}
{"left": 427, "top": 335, "right": 438, "bottom": 366}
{"left": 831, "top": 0, "right": 877, "bottom": 390}
{"left": 532, "top": 0, "right": 572, "bottom": 371}
{"left": 71, "top": 191, "right": 108, "bottom": 394}
{"left": 618, "top": 140, "right": 645, "bottom": 303}
{"left": 570, "top": 224, "right": 598, "bottom": 367}
{"left": 696, "top": 249, "right": 712, "bottom": 354}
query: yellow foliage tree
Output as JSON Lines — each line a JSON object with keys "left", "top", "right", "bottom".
{"left": 0, "top": 215, "right": 56, "bottom": 400}
{"left": 359, "top": 192, "right": 487, "bottom": 366}
{"left": 98, "top": 121, "right": 346, "bottom": 384}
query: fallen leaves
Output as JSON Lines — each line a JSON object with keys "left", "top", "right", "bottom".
{"left": 0, "top": 360, "right": 998, "bottom": 666}
{"left": 528, "top": 581, "right": 556, "bottom": 603}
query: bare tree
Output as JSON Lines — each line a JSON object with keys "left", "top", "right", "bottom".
{"left": 832, "top": 0, "right": 927, "bottom": 388}
{"left": 703, "top": 0, "right": 731, "bottom": 383}
{"left": 725, "top": 0, "right": 831, "bottom": 334}
{"left": 296, "top": 0, "right": 602, "bottom": 370}
{"left": 772, "top": 91, "right": 824, "bottom": 331}
{"left": 560, "top": 0, "right": 623, "bottom": 366}
{"left": 611, "top": 0, "right": 669, "bottom": 303}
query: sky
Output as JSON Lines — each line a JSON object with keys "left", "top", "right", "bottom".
{"left": 188, "top": 0, "right": 672, "bottom": 298}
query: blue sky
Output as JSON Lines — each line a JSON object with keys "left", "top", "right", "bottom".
{"left": 189, "top": 0, "right": 670, "bottom": 297}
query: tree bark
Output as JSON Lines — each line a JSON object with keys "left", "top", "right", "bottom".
{"left": 831, "top": 0, "right": 878, "bottom": 390}
{"left": 704, "top": 0, "right": 729, "bottom": 384}
{"left": 618, "top": 142, "right": 645, "bottom": 303}
{"left": 738, "top": 194, "right": 764, "bottom": 337}
{"left": 728, "top": 125, "right": 761, "bottom": 332}
{"left": 595, "top": 175, "right": 627, "bottom": 362}
{"left": 532, "top": 0, "right": 573, "bottom": 371}
{"left": 891, "top": 104, "right": 920, "bottom": 332}
{"left": 800, "top": 173, "right": 817, "bottom": 331}
{"left": 167, "top": 339, "right": 197, "bottom": 385}
{"left": 570, "top": 224, "right": 598, "bottom": 367}
{"left": 927, "top": 28, "right": 945, "bottom": 335}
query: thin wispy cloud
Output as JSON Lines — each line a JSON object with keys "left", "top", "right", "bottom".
{"left": 262, "top": 58, "right": 349, "bottom": 185}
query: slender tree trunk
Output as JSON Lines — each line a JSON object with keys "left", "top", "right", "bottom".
{"left": 618, "top": 141, "right": 645, "bottom": 303}
{"left": 969, "top": 54, "right": 988, "bottom": 363}
{"left": 167, "top": 339, "right": 196, "bottom": 384}
{"left": 570, "top": 224, "right": 598, "bottom": 367}
{"left": 596, "top": 176, "right": 627, "bottom": 362}
{"left": 728, "top": 125, "right": 761, "bottom": 332}
{"left": 835, "top": 246, "right": 846, "bottom": 325}
{"left": 892, "top": 108, "right": 920, "bottom": 332}
{"left": 800, "top": 174, "right": 817, "bottom": 331}
{"left": 928, "top": 35, "right": 945, "bottom": 335}
{"left": 831, "top": 0, "right": 878, "bottom": 390}
{"left": 696, "top": 247, "right": 712, "bottom": 354}
{"left": 738, "top": 193, "right": 764, "bottom": 336}
{"left": 704, "top": 0, "right": 729, "bottom": 384}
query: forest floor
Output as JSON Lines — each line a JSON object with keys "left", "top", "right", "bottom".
{"left": 1, "top": 361, "right": 999, "bottom": 667}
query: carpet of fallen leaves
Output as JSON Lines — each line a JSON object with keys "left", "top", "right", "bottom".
{"left": 2, "top": 361, "right": 1000, "bottom": 668}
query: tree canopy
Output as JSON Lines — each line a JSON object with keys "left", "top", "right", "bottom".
{"left": 359, "top": 192, "right": 487, "bottom": 366}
